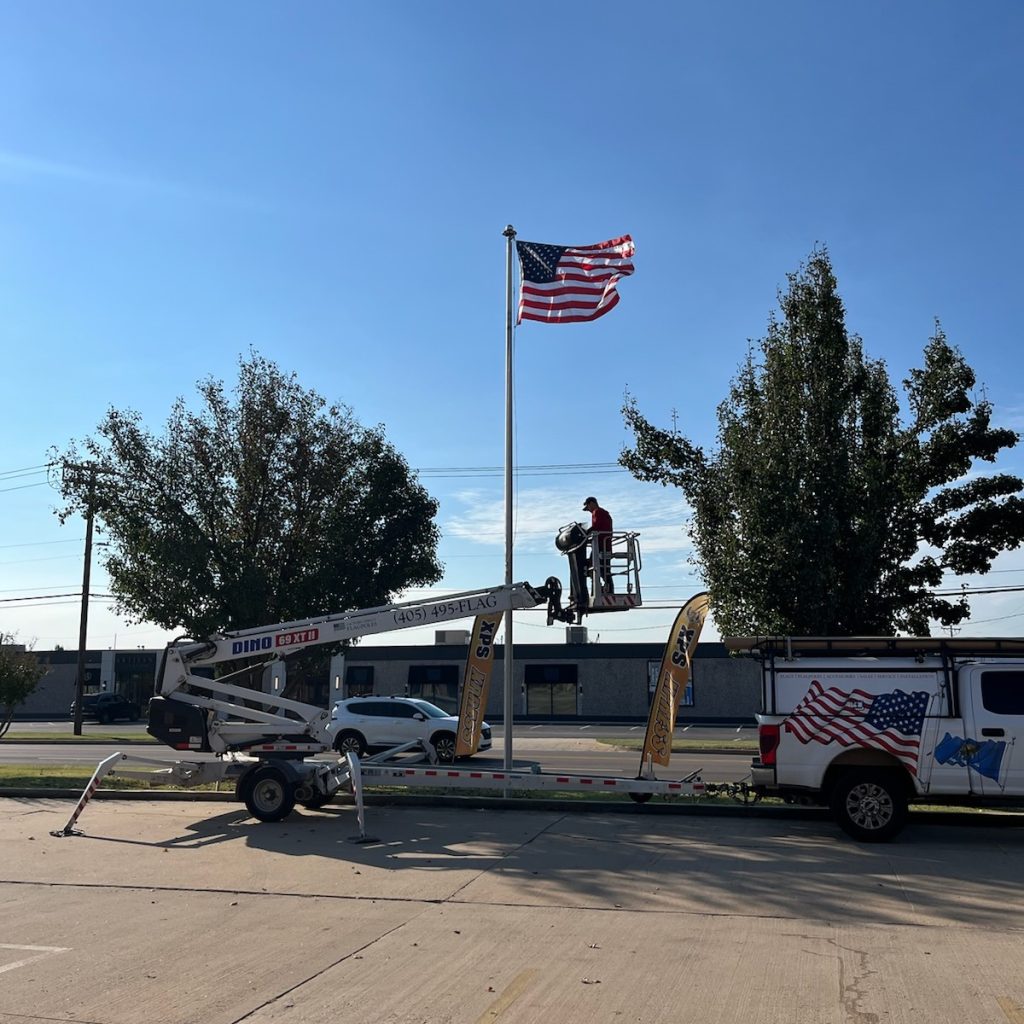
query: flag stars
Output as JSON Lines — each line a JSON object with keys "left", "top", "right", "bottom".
{"left": 517, "top": 242, "right": 566, "bottom": 283}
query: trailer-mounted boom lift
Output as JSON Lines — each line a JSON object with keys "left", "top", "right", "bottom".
{"left": 53, "top": 531, "right": 682, "bottom": 835}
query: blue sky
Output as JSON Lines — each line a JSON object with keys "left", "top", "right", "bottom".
{"left": 1, "top": 2, "right": 1022, "bottom": 651}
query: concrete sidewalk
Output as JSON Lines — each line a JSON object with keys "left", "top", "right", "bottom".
{"left": 2, "top": 797, "right": 1024, "bottom": 1023}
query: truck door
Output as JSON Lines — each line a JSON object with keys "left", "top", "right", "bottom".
{"left": 964, "top": 667, "right": 1024, "bottom": 796}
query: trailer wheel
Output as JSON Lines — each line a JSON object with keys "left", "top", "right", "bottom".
{"left": 830, "top": 769, "right": 907, "bottom": 842}
{"left": 629, "top": 792, "right": 653, "bottom": 804}
{"left": 244, "top": 765, "right": 296, "bottom": 823}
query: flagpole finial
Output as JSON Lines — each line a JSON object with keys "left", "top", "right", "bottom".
{"left": 503, "top": 225, "right": 516, "bottom": 238}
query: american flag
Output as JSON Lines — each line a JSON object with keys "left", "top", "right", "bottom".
{"left": 516, "top": 235, "right": 635, "bottom": 324}
{"left": 784, "top": 681, "right": 931, "bottom": 775}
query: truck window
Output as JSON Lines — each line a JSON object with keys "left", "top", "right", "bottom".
{"left": 980, "top": 671, "right": 1024, "bottom": 715}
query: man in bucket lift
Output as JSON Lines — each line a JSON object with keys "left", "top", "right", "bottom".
{"left": 559, "top": 497, "right": 615, "bottom": 615}
{"left": 582, "top": 496, "right": 614, "bottom": 596}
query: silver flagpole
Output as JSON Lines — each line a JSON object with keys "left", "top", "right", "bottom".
{"left": 502, "top": 224, "right": 516, "bottom": 773}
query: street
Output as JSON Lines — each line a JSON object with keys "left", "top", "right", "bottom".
{"left": 0, "top": 722, "right": 757, "bottom": 783}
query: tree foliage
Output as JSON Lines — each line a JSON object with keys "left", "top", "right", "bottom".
{"left": 0, "top": 637, "right": 47, "bottom": 739}
{"left": 54, "top": 353, "right": 443, "bottom": 641}
{"left": 621, "top": 249, "right": 1024, "bottom": 637}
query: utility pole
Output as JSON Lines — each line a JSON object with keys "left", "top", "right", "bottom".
{"left": 63, "top": 462, "right": 103, "bottom": 737}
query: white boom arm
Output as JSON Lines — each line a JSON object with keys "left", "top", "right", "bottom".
{"left": 150, "top": 580, "right": 563, "bottom": 755}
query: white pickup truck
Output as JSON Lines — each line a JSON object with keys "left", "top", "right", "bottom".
{"left": 727, "top": 636, "right": 1024, "bottom": 841}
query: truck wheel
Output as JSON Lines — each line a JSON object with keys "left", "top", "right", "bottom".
{"left": 830, "top": 770, "right": 908, "bottom": 842}
{"left": 334, "top": 730, "right": 366, "bottom": 757}
{"left": 431, "top": 732, "right": 457, "bottom": 763}
{"left": 244, "top": 765, "right": 296, "bottom": 823}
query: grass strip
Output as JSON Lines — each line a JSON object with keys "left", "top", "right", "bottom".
{"left": 2, "top": 731, "right": 158, "bottom": 743}
{"left": 0, "top": 764, "right": 228, "bottom": 791}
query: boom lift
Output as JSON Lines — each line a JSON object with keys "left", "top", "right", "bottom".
{"left": 53, "top": 533, "right": 684, "bottom": 836}
{"left": 148, "top": 580, "right": 569, "bottom": 757}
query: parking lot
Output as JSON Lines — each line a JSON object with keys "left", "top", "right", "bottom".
{"left": 3, "top": 797, "right": 1024, "bottom": 1023}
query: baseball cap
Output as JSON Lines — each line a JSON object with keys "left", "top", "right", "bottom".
{"left": 582, "top": 496, "right": 597, "bottom": 509}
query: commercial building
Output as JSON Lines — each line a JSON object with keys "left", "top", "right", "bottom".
{"left": 15, "top": 636, "right": 761, "bottom": 724}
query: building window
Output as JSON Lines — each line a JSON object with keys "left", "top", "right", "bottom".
{"left": 345, "top": 665, "right": 374, "bottom": 697}
{"left": 648, "top": 660, "right": 694, "bottom": 707}
{"left": 408, "top": 665, "right": 459, "bottom": 714}
{"left": 525, "top": 664, "right": 578, "bottom": 717}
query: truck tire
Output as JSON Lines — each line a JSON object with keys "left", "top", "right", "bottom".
{"left": 243, "top": 764, "right": 296, "bottom": 823}
{"left": 830, "top": 769, "right": 908, "bottom": 842}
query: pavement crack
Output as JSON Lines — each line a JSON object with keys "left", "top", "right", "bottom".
{"left": 0, "top": 1015, "right": 106, "bottom": 1023}
{"left": 441, "top": 813, "right": 568, "bottom": 902}
{"left": 228, "top": 907, "right": 434, "bottom": 1024}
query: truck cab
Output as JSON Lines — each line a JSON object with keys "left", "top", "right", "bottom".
{"left": 727, "top": 636, "right": 1024, "bottom": 841}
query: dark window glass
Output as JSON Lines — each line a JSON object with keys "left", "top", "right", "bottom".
{"left": 408, "top": 666, "right": 459, "bottom": 712}
{"left": 351, "top": 701, "right": 388, "bottom": 717}
{"left": 345, "top": 666, "right": 374, "bottom": 697}
{"left": 392, "top": 702, "right": 418, "bottom": 718}
{"left": 525, "top": 664, "right": 578, "bottom": 717}
{"left": 980, "top": 671, "right": 1024, "bottom": 715}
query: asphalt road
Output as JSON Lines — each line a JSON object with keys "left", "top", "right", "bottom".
{"left": 0, "top": 724, "right": 756, "bottom": 783}
{"left": 10, "top": 719, "right": 758, "bottom": 741}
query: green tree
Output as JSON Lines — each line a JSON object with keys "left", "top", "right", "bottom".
{"left": 621, "top": 248, "right": 1024, "bottom": 637}
{"left": 53, "top": 353, "right": 443, "bottom": 643}
{"left": 0, "top": 637, "right": 47, "bottom": 738}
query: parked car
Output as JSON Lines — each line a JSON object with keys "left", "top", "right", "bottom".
{"left": 328, "top": 696, "right": 491, "bottom": 762}
{"left": 69, "top": 692, "right": 141, "bottom": 724}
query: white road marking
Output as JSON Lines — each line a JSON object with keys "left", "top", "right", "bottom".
{"left": 0, "top": 944, "right": 70, "bottom": 974}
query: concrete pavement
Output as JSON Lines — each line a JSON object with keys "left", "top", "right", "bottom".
{"left": 2, "top": 797, "right": 1024, "bottom": 1023}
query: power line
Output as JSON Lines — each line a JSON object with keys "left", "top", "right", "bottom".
{"left": 0, "top": 464, "right": 51, "bottom": 480}
{"left": 0, "top": 480, "right": 49, "bottom": 494}
{"left": 0, "top": 538, "right": 84, "bottom": 550}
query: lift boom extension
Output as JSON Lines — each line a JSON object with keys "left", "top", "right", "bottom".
{"left": 148, "top": 580, "right": 568, "bottom": 756}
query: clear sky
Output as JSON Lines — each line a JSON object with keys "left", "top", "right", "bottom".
{"left": 1, "top": 2, "right": 1022, "bottom": 652}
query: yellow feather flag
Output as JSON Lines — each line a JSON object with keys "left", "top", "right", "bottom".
{"left": 455, "top": 612, "right": 504, "bottom": 757}
{"left": 640, "top": 593, "right": 711, "bottom": 769}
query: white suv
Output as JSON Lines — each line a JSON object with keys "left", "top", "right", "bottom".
{"left": 328, "top": 696, "right": 492, "bottom": 762}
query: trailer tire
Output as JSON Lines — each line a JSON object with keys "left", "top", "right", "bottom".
{"left": 830, "top": 769, "right": 908, "bottom": 842}
{"left": 244, "top": 765, "right": 296, "bottom": 823}
{"left": 334, "top": 730, "right": 366, "bottom": 757}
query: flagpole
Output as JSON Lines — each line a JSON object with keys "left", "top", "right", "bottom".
{"left": 502, "top": 224, "right": 516, "bottom": 772}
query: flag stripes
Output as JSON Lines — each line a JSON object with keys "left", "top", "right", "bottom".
{"left": 784, "top": 680, "right": 930, "bottom": 775}
{"left": 516, "top": 235, "right": 635, "bottom": 324}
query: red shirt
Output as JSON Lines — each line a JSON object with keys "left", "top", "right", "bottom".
{"left": 590, "top": 506, "right": 613, "bottom": 551}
